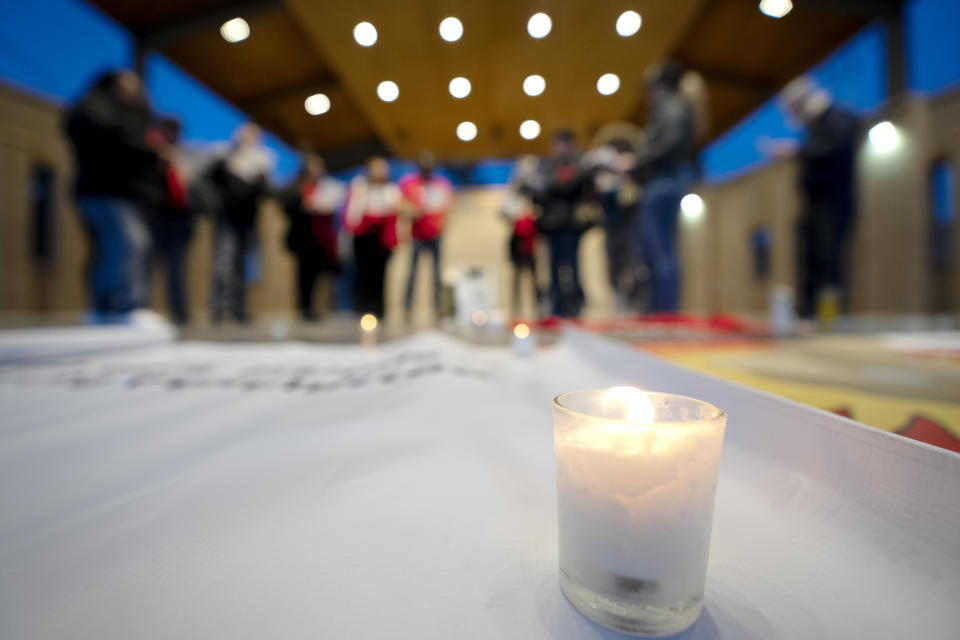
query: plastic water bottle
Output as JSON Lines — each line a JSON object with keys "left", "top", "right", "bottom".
{"left": 769, "top": 285, "right": 795, "bottom": 337}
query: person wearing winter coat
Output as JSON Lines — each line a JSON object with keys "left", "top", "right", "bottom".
{"left": 207, "top": 123, "right": 274, "bottom": 324}
{"left": 65, "top": 70, "right": 165, "bottom": 319}
{"left": 280, "top": 152, "right": 346, "bottom": 321}
{"left": 342, "top": 156, "right": 401, "bottom": 319}
{"left": 398, "top": 151, "right": 455, "bottom": 318}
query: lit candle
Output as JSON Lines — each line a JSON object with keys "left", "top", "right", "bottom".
{"left": 512, "top": 322, "right": 534, "bottom": 357}
{"left": 359, "top": 313, "right": 379, "bottom": 346}
{"left": 554, "top": 387, "right": 726, "bottom": 636}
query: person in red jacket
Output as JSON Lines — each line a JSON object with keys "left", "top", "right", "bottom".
{"left": 343, "top": 156, "right": 401, "bottom": 318}
{"left": 399, "top": 151, "right": 455, "bottom": 318}
{"left": 501, "top": 155, "right": 543, "bottom": 318}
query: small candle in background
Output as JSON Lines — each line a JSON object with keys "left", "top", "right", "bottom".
{"left": 512, "top": 322, "right": 534, "bottom": 356}
{"left": 769, "top": 284, "right": 796, "bottom": 337}
{"left": 471, "top": 309, "right": 488, "bottom": 328}
{"left": 554, "top": 387, "right": 726, "bottom": 637}
{"left": 359, "top": 313, "right": 379, "bottom": 346}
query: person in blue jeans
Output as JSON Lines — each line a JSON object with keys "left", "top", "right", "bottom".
{"left": 76, "top": 197, "right": 152, "bottom": 315}
{"left": 636, "top": 175, "right": 689, "bottom": 312}
{"left": 65, "top": 70, "right": 165, "bottom": 320}
{"left": 632, "top": 61, "right": 700, "bottom": 313}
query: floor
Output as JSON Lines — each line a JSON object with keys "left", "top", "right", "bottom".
{"left": 4, "top": 309, "right": 959, "bottom": 453}
{"left": 619, "top": 324, "right": 960, "bottom": 453}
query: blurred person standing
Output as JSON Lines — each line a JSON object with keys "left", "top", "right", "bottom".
{"left": 763, "top": 77, "right": 859, "bottom": 319}
{"left": 208, "top": 123, "right": 274, "bottom": 324}
{"left": 343, "top": 156, "right": 401, "bottom": 318}
{"left": 399, "top": 151, "right": 455, "bottom": 320}
{"left": 148, "top": 117, "right": 195, "bottom": 325}
{"left": 584, "top": 137, "right": 640, "bottom": 313}
{"left": 631, "top": 61, "right": 700, "bottom": 313}
{"left": 501, "top": 155, "right": 543, "bottom": 317}
{"left": 280, "top": 152, "right": 346, "bottom": 321}
{"left": 65, "top": 70, "right": 164, "bottom": 320}
{"left": 533, "top": 130, "right": 591, "bottom": 318}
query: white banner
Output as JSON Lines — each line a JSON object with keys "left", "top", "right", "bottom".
{"left": 1, "top": 328, "right": 957, "bottom": 638}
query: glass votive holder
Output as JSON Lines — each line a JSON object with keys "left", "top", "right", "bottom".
{"left": 554, "top": 387, "right": 726, "bottom": 637}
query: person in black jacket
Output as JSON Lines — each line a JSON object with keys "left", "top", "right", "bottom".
{"left": 65, "top": 70, "right": 164, "bottom": 319}
{"left": 280, "top": 152, "right": 346, "bottom": 321}
{"left": 584, "top": 137, "right": 642, "bottom": 313}
{"left": 532, "top": 130, "right": 591, "bottom": 318}
{"left": 632, "top": 60, "right": 698, "bottom": 314}
{"left": 208, "top": 123, "right": 274, "bottom": 324}
{"left": 765, "top": 76, "right": 860, "bottom": 318}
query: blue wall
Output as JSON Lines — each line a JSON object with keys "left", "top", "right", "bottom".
{"left": 0, "top": 0, "right": 132, "bottom": 103}
{"left": 334, "top": 157, "right": 515, "bottom": 186}
{"left": 907, "top": 0, "right": 960, "bottom": 94}
{"left": 702, "top": 0, "right": 960, "bottom": 184}
{"left": 701, "top": 24, "right": 888, "bottom": 183}
{"left": 146, "top": 53, "right": 299, "bottom": 183}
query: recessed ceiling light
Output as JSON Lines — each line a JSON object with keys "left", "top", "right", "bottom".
{"left": 439, "top": 17, "right": 463, "bottom": 42}
{"left": 616, "top": 11, "right": 642, "bottom": 37}
{"left": 449, "top": 77, "right": 471, "bottom": 99}
{"left": 457, "top": 121, "right": 477, "bottom": 141}
{"left": 759, "top": 0, "right": 793, "bottom": 18}
{"left": 377, "top": 80, "right": 399, "bottom": 102}
{"left": 527, "top": 12, "right": 552, "bottom": 39}
{"left": 304, "top": 93, "right": 330, "bottom": 116}
{"left": 353, "top": 21, "right": 377, "bottom": 46}
{"left": 220, "top": 17, "right": 250, "bottom": 43}
{"left": 597, "top": 73, "right": 620, "bottom": 95}
{"left": 680, "top": 193, "right": 704, "bottom": 222}
{"left": 868, "top": 121, "right": 899, "bottom": 153}
{"left": 523, "top": 74, "right": 545, "bottom": 97}
{"left": 519, "top": 119, "right": 541, "bottom": 140}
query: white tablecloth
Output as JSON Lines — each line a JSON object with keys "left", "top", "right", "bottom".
{"left": 1, "top": 328, "right": 958, "bottom": 639}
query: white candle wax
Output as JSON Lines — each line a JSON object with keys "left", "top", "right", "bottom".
{"left": 557, "top": 421, "right": 723, "bottom": 603}
{"left": 554, "top": 388, "right": 725, "bottom": 635}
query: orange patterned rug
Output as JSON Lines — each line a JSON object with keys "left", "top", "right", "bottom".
{"left": 634, "top": 334, "right": 960, "bottom": 454}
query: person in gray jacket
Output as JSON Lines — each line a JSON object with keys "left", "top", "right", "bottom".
{"left": 632, "top": 60, "right": 698, "bottom": 313}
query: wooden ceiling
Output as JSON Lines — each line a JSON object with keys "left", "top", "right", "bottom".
{"left": 89, "top": 0, "right": 886, "bottom": 168}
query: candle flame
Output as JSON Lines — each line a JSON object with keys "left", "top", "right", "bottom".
{"left": 360, "top": 314, "right": 378, "bottom": 332}
{"left": 602, "top": 386, "right": 655, "bottom": 423}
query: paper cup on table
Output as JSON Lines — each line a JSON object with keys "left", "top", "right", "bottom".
{"left": 553, "top": 387, "right": 726, "bottom": 636}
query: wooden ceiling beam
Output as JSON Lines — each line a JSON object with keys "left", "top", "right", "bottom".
{"left": 234, "top": 8, "right": 384, "bottom": 160}
{"left": 139, "top": 0, "right": 284, "bottom": 48}
{"left": 236, "top": 73, "right": 341, "bottom": 113}
{"left": 693, "top": 67, "right": 779, "bottom": 99}
{"left": 800, "top": 0, "right": 903, "bottom": 17}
